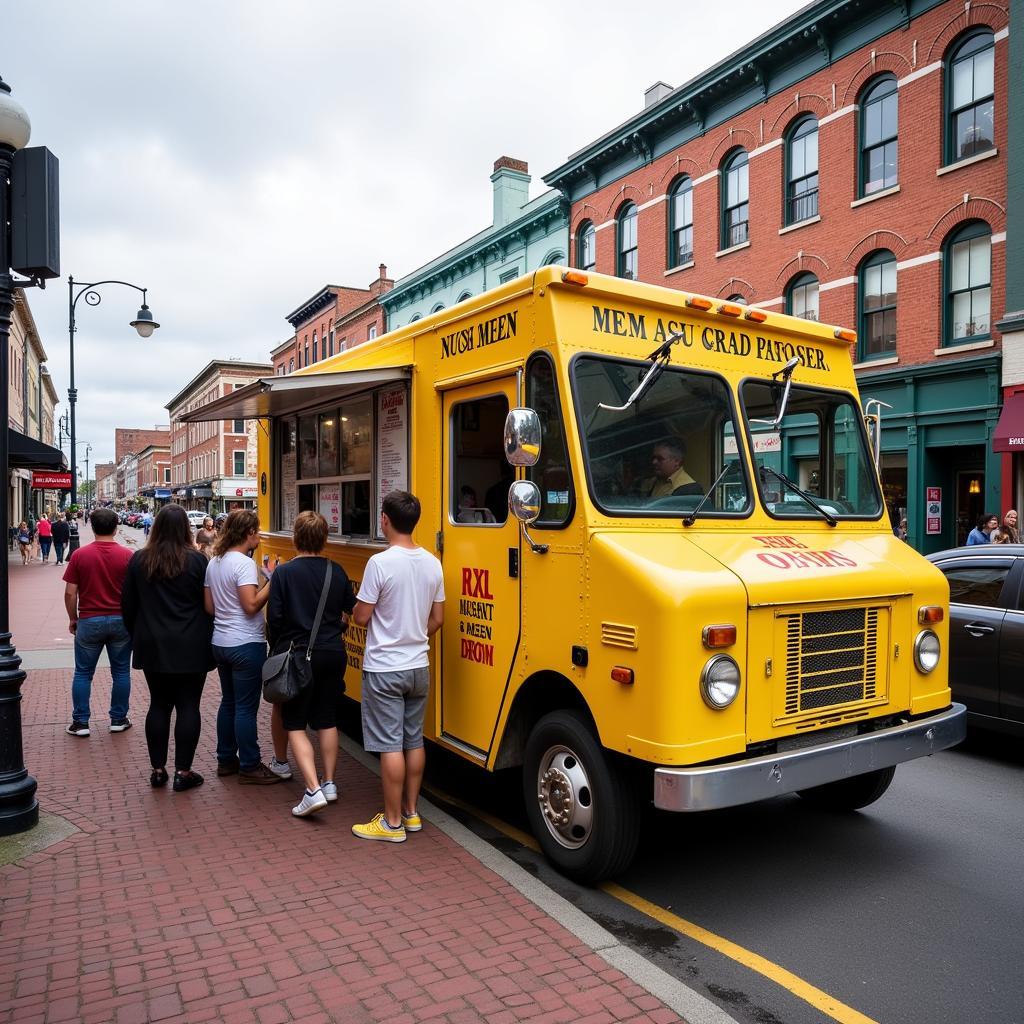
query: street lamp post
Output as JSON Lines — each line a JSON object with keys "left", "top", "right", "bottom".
{"left": 68, "top": 278, "right": 159, "bottom": 506}
{"left": 0, "top": 75, "right": 38, "bottom": 835}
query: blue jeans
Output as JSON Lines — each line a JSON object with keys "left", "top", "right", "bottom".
{"left": 54, "top": 541, "right": 66, "bottom": 563}
{"left": 212, "top": 641, "right": 266, "bottom": 771}
{"left": 72, "top": 615, "right": 132, "bottom": 723}
{"left": 40, "top": 537, "right": 52, "bottom": 560}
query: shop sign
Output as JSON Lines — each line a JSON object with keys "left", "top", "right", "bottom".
{"left": 212, "top": 478, "right": 256, "bottom": 498}
{"left": 31, "top": 471, "right": 72, "bottom": 489}
{"left": 925, "top": 486, "right": 941, "bottom": 535}
{"left": 376, "top": 387, "right": 409, "bottom": 529}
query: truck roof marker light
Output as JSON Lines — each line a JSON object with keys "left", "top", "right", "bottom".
{"left": 718, "top": 303, "right": 743, "bottom": 317}
{"left": 744, "top": 308, "right": 768, "bottom": 323}
{"left": 834, "top": 327, "right": 857, "bottom": 344}
{"left": 918, "top": 606, "right": 944, "bottom": 625}
{"left": 685, "top": 296, "right": 713, "bottom": 311}
{"left": 611, "top": 666, "right": 635, "bottom": 685}
{"left": 702, "top": 624, "right": 737, "bottom": 649}
{"left": 561, "top": 271, "right": 589, "bottom": 287}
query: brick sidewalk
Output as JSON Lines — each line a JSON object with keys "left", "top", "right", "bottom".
{"left": 0, "top": 532, "right": 683, "bottom": 1024}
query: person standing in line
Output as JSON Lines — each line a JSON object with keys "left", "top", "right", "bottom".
{"left": 1001, "top": 509, "right": 1019, "bottom": 544}
{"left": 351, "top": 491, "right": 444, "bottom": 843}
{"left": 204, "top": 509, "right": 280, "bottom": 784}
{"left": 37, "top": 513, "right": 53, "bottom": 563}
{"left": 62, "top": 508, "right": 134, "bottom": 737}
{"left": 267, "top": 511, "right": 356, "bottom": 817}
{"left": 16, "top": 521, "right": 31, "bottom": 565}
{"left": 966, "top": 512, "right": 998, "bottom": 545}
{"left": 51, "top": 513, "right": 70, "bottom": 565}
{"left": 122, "top": 505, "right": 213, "bottom": 791}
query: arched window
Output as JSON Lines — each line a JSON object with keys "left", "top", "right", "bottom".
{"left": 720, "top": 149, "right": 749, "bottom": 248}
{"left": 617, "top": 204, "right": 638, "bottom": 279}
{"left": 312, "top": 331, "right": 318, "bottom": 362}
{"left": 786, "top": 118, "right": 818, "bottom": 224}
{"left": 945, "top": 221, "right": 991, "bottom": 344}
{"left": 430, "top": 303, "right": 445, "bottom": 314}
{"left": 859, "top": 250, "right": 897, "bottom": 360}
{"left": 456, "top": 291, "right": 472, "bottom": 303}
{"left": 946, "top": 30, "right": 995, "bottom": 164}
{"left": 668, "top": 177, "right": 693, "bottom": 268}
{"left": 786, "top": 273, "right": 819, "bottom": 321}
{"left": 860, "top": 76, "right": 898, "bottom": 196}
{"left": 576, "top": 221, "right": 596, "bottom": 271}
{"left": 725, "top": 294, "right": 746, "bottom": 305}
{"left": 288, "top": 357, "right": 294, "bottom": 373}
{"left": 541, "top": 250, "right": 565, "bottom": 267}
{"left": 410, "top": 314, "right": 422, "bottom": 323}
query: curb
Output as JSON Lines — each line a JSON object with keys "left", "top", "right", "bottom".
{"left": 340, "top": 735, "right": 740, "bottom": 1024}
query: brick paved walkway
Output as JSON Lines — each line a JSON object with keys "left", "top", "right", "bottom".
{"left": 0, "top": 528, "right": 683, "bottom": 1024}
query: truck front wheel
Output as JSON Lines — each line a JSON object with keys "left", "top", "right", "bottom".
{"left": 796, "top": 765, "right": 896, "bottom": 811}
{"left": 522, "top": 711, "right": 639, "bottom": 884}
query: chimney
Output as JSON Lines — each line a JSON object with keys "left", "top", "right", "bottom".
{"left": 644, "top": 81, "right": 673, "bottom": 108}
{"left": 491, "top": 156, "right": 530, "bottom": 228}
{"left": 369, "top": 263, "right": 394, "bottom": 297}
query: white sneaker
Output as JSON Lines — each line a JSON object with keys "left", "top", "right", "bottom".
{"left": 321, "top": 780, "right": 338, "bottom": 803}
{"left": 292, "top": 788, "right": 328, "bottom": 817}
{"left": 268, "top": 757, "right": 293, "bottom": 780}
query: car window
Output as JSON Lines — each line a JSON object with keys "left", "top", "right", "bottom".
{"left": 941, "top": 564, "right": 1011, "bottom": 607}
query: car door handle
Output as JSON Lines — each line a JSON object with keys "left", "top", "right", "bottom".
{"left": 964, "top": 623, "right": 995, "bottom": 637}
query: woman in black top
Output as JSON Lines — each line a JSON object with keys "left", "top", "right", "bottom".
{"left": 267, "top": 511, "right": 356, "bottom": 817}
{"left": 122, "top": 504, "right": 214, "bottom": 791}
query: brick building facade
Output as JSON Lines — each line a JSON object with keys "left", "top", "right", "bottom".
{"left": 545, "top": 0, "right": 1013, "bottom": 551}
{"left": 114, "top": 427, "right": 171, "bottom": 465}
{"left": 136, "top": 445, "right": 172, "bottom": 506}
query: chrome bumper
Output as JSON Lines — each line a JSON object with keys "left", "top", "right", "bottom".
{"left": 653, "top": 703, "right": 966, "bottom": 812}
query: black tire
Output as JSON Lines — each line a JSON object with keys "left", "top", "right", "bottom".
{"left": 796, "top": 765, "right": 896, "bottom": 811}
{"left": 522, "top": 710, "right": 640, "bottom": 884}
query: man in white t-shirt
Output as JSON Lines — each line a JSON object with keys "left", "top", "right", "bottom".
{"left": 351, "top": 490, "right": 444, "bottom": 843}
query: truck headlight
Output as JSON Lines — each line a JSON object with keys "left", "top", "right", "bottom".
{"left": 700, "top": 655, "right": 741, "bottom": 709}
{"left": 914, "top": 630, "right": 940, "bottom": 674}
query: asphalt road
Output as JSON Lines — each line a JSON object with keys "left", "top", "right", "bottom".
{"left": 413, "top": 728, "right": 1024, "bottom": 1024}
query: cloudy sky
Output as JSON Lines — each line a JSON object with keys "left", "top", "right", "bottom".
{"left": 6, "top": 0, "right": 801, "bottom": 469}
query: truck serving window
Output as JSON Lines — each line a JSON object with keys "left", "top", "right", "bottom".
{"left": 572, "top": 355, "right": 750, "bottom": 517}
{"left": 526, "top": 353, "right": 574, "bottom": 526}
{"left": 740, "top": 380, "right": 882, "bottom": 520}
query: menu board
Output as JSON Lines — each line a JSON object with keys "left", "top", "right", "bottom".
{"left": 280, "top": 449, "right": 297, "bottom": 530}
{"left": 319, "top": 484, "right": 341, "bottom": 534}
{"left": 376, "top": 386, "right": 409, "bottom": 534}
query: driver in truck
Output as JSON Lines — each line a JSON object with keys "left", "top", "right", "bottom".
{"left": 648, "top": 439, "right": 702, "bottom": 498}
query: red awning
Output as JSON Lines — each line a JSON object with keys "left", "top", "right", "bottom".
{"left": 993, "top": 394, "right": 1024, "bottom": 452}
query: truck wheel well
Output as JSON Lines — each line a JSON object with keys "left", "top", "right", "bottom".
{"left": 493, "top": 672, "right": 596, "bottom": 771}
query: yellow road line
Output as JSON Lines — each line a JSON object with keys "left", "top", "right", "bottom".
{"left": 425, "top": 783, "right": 879, "bottom": 1024}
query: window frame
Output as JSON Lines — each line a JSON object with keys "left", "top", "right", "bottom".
{"left": 785, "top": 117, "right": 819, "bottom": 225}
{"left": 616, "top": 202, "right": 638, "bottom": 280}
{"left": 786, "top": 272, "right": 820, "bottom": 322}
{"left": 858, "top": 250, "right": 897, "bottom": 361}
{"left": 720, "top": 149, "right": 750, "bottom": 248}
{"left": 859, "top": 75, "right": 898, "bottom": 197}
{"left": 576, "top": 221, "right": 596, "bottom": 271}
{"left": 526, "top": 350, "right": 576, "bottom": 530}
{"left": 945, "top": 29, "right": 996, "bottom": 166}
{"left": 944, "top": 219, "right": 992, "bottom": 346}
{"left": 232, "top": 450, "right": 247, "bottom": 476}
{"left": 667, "top": 176, "right": 694, "bottom": 268}
{"left": 448, "top": 391, "right": 510, "bottom": 529}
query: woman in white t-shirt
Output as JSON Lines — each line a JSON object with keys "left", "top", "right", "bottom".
{"left": 203, "top": 510, "right": 280, "bottom": 785}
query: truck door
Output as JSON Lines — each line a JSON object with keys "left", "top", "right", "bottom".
{"left": 440, "top": 379, "right": 520, "bottom": 757}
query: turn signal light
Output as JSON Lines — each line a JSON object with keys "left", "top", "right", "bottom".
{"left": 702, "top": 624, "right": 737, "bottom": 649}
{"left": 834, "top": 327, "right": 857, "bottom": 344}
{"left": 744, "top": 308, "right": 768, "bottom": 323}
{"left": 718, "top": 303, "right": 743, "bottom": 317}
{"left": 685, "top": 296, "right": 714, "bottom": 311}
{"left": 561, "top": 270, "right": 589, "bottom": 287}
{"left": 918, "top": 606, "right": 944, "bottom": 624}
{"left": 611, "top": 666, "right": 635, "bottom": 685}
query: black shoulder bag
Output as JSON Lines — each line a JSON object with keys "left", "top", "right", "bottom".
{"left": 261, "top": 564, "right": 332, "bottom": 704}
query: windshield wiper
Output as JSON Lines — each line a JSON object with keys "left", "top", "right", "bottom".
{"left": 683, "top": 463, "right": 737, "bottom": 527}
{"left": 760, "top": 465, "right": 837, "bottom": 527}
{"left": 589, "top": 331, "right": 685, "bottom": 425}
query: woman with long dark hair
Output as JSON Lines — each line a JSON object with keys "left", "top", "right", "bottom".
{"left": 122, "top": 504, "right": 213, "bottom": 791}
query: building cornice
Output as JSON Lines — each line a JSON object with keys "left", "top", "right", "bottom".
{"left": 285, "top": 286, "right": 342, "bottom": 328}
{"left": 165, "top": 360, "right": 273, "bottom": 413}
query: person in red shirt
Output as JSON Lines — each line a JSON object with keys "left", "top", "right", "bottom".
{"left": 63, "top": 508, "right": 135, "bottom": 737}
{"left": 37, "top": 513, "right": 53, "bottom": 563}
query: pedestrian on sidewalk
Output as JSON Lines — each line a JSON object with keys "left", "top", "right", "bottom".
{"left": 16, "top": 521, "right": 31, "bottom": 565}
{"left": 351, "top": 490, "right": 444, "bottom": 843}
{"left": 62, "top": 508, "right": 134, "bottom": 737}
{"left": 26, "top": 514, "right": 37, "bottom": 561}
{"left": 267, "top": 511, "right": 356, "bottom": 818}
{"left": 37, "top": 513, "right": 53, "bottom": 563}
{"left": 51, "top": 514, "right": 70, "bottom": 565}
{"left": 1001, "top": 509, "right": 1019, "bottom": 544}
{"left": 195, "top": 516, "right": 216, "bottom": 558}
{"left": 204, "top": 509, "right": 280, "bottom": 784}
{"left": 142, "top": 510, "right": 153, "bottom": 538}
{"left": 122, "top": 505, "right": 214, "bottom": 792}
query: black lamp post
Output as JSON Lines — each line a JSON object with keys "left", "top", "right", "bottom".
{"left": 0, "top": 75, "right": 38, "bottom": 835}
{"left": 68, "top": 279, "right": 159, "bottom": 506}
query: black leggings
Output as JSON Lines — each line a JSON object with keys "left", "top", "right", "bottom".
{"left": 144, "top": 671, "right": 206, "bottom": 771}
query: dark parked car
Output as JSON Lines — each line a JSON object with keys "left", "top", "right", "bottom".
{"left": 926, "top": 544, "right": 1024, "bottom": 736}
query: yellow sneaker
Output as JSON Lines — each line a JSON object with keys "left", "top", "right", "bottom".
{"left": 352, "top": 812, "right": 407, "bottom": 843}
{"left": 401, "top": 811, "right": 422, "bottom": 832}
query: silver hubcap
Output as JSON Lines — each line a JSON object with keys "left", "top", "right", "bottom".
{"left": 536, "top": 743, "right": 593, "bottom": 849}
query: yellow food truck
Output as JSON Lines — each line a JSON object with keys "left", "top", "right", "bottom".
{"left": 186, "top": 267, "right": 965, "bottom": 882}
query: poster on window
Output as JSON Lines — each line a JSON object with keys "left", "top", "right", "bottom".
{"left": 925, "top": 486, "right": 941, "bottom": 535}
{"left": 376, "top": 386, "right": 409, "bottom": 526}
{"left": 319, "top": 484, "right": 341, "bottom": 533}
{"left": 281, "top": 450, "right": 297, "bottom": 529}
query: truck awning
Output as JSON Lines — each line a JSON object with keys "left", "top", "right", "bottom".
{"left": 993, "top": 393, "right": 1024, "bottom": 452}
{"left": 179, "top": 367, "right": 411, "bottom": 422}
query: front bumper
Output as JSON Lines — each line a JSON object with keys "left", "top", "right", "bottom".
{"left": 653, "top": 703, "right": 966, "bottom": 812}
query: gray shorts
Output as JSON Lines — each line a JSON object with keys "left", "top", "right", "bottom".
{"left": 361, "top": 668, "right": 430, "bottom": 753}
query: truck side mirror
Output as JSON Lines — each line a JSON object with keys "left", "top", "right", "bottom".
{"left": 508, "top": 480, "right": 548, "bottom": 554}
{"left": 504, "top": 408, "right": 542, "bottom": 466}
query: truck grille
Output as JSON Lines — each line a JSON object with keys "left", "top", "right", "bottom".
{"left": 782, "top": 606, "right": 881, "bottom": 715}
